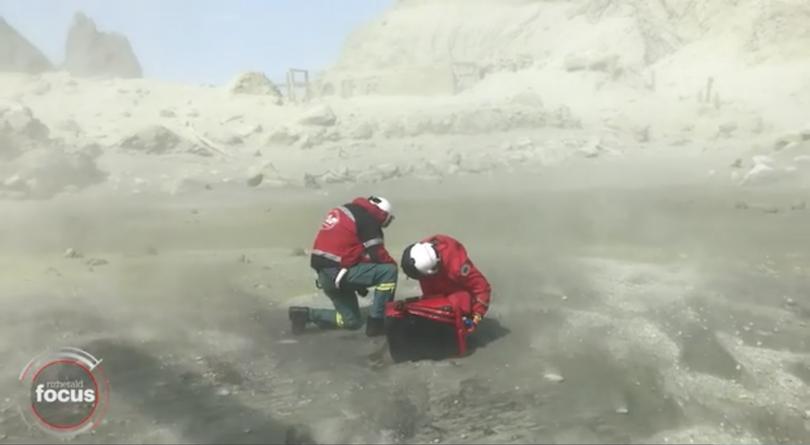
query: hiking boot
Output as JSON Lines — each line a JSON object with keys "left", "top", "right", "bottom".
{"left": 365, "top": 316, "right": 385, "bottom": 337}
{"left": 289, "top": 307, "right": 310, "bottom": 335}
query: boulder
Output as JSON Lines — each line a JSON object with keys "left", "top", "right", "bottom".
{"left": 550, "top": 106, "right": 582, "bottom": 129}
{"left": 356, "top": 163, "right": 408, "bottom": 183}
{"left": 717, "top": 122, "right": 738, "bottom": 138}
{"left": 751, "top": 155, "right": 775, "bottom": 167}
{"left": 246, "top": 173, "right": 264, "bottom": 187}
{"left": 460, "top": 154, "right": 499, "bottom": 173}
{"left": 64, "top": 12, "right": 142, "bottom": 78}
{"left": 297, "top": 128, "right": 327, "bottom": 149}
{"left": 0, "top": 101, "right": 51, "bottom": 158}
{"left": 234, "top": 124, "right": 263, "bottom": 138}
{"left": 452, "top": 108, "right": 509, "bottom": 134}
{"left": 55, "top": 119, "right": 82, "bottom": 137}
{"left": 564, "top": 52, "right": 619, "bottom": 73}
{"left": 244, "top": 160, "right": 280, "bottom": 187}
{"left": 0, "top": 148, "right": 105, "bottom": 199}
{"left": 0, "top": 18, "right": 53, "bottom": 74}
{"left": 401, "top": 114, "right": 434, "bottom": 137}
{"left": 773, "top": 131, "right": 810, "bottom": 151}
{"left": 0, "top": 102, "right": 49, "bottom": 140}
{"left": 266, "top": 126, "right": 300, "bottom": 146}
{"left": 321, "top": 166, "right": 354, "bottom": 184}
{"left": 507, "top": 108, "right": 547, "bottom": 129}
{"left": 381, "top": 120, "right": 406, "bottom": 138}
{"left": 29, "top": 80, "right": 52, "bottom": 95}
{"left": 164, "top": 176, "right": 212, "bottom": 195}
{"left": 349, "top": 121, "right": 377, "bottom": 140}
{"left": 228, "top": 72, "right": 283, "bottom": 103}
{"left": 298, "top": 105, "right": 337, "bottom": 126}
{"left": 204, "top": 127, "right": 243, "bottom": 146}
{"left": 303, "top": 173, "right": 321, "bottom": 189}
{"left": 794, "top": 155, "right": 810, "bottom": 165}
{"left": 579, "top": 137, "right": 617, "bottom": 159}
{"left": 740, "top": 163, "right": 778, "bottom": 186}
{"left": 509, "top": 90, "right": 544, "bottom": 108}
{"left": 119, "top": 125, "right": 208, "bottom": 156}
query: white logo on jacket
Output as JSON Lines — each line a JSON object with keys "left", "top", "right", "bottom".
{"left": 321, "top": 210, "right": 340, "bottom": 230}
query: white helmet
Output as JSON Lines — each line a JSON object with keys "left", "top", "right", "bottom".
{"left": 368, "top": 196, "right": 394, "bottom": 227}
{"left": 401, "top": 242, "right": 439, "bottom": 278}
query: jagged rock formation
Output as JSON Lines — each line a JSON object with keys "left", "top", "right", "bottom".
{"left": 0, "top": 17, "right": 53, "bottom": 74}
{"left": 63, "top": 12, "right": 142, "bottom": 78}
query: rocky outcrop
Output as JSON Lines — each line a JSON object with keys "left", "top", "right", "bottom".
{"left": 228, "top": 72, "right": 283, "bottom": 104}
{"left": 0, "top": 101, "right": 106, "bottom": 199}
{"left": 0, "top": 101, "right": 50, "bottom": 159}
{"left": 64, "top": 13, "right": 142, "bottom": 78}
{"left": 0, "top": 148, "right": 105, "bottom": 199}
{"left": 119, "top": 125, "right": 211, "bottom": 156}
{"left": 298, "top": 105, "right": 337, "bottom": 127}
{"left": 0, "top": 17, "right": 53, "bottom": 74}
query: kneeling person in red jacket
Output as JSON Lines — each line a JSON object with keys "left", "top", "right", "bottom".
{"left": 400, "top": 234, "right": 491, "bottom": 331}
{"left": 289, "top": 196, "right": 398, "bottom": 337}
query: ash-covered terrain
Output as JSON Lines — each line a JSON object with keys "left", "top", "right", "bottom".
{"left": 0, "top": 1, "right": 809, "bottom": 444}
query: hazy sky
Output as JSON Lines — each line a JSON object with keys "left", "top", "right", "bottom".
{"left": 0, "top": 0, "right": 392, "bottom": 85}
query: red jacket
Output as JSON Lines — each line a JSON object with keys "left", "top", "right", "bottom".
{"left": 310, "top": 197, "right": 395, "bottom": 270}
{"left": 418, "top": 234, "right": 491, "bottom": 318}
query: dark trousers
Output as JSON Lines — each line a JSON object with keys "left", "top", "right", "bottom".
{"left": 309, "top": 263, "right": 398, "bottom": 329}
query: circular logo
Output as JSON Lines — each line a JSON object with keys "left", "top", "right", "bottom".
{"left": 18, "top": 347, "right": 110, "bottom": 438}
{"left": 321, "top": 209, "right": 340, "bottom": 230}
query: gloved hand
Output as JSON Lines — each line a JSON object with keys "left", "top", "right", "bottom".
{"left": 463, "top": 314, "right": 482, "bottom": 332}
{"left": 356, "top": 287, "right": 369, "bottom": 297}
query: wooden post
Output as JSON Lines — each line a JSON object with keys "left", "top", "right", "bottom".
{"left": 286, "top": 68, "right": 311, "bottom": 103}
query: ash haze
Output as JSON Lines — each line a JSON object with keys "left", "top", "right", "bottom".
{"left": 0, "top": 0, "right": 809, "bottom": 444}
{"left": 0, "top": 0, "right": 393, "bottom": 84}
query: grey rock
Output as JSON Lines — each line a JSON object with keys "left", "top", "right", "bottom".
{"left": 0, "top": 17, "right": 53, "bottom": 74}
{"left": 718, "top": 122, "right": 738, "bottom": 138}
{"left": 64, "top": 248, "right": 83, "bottom": 258}
{"left": 229, "top": 72, "right": 282, "bottom": 103}
{"left": 120, "top": 125, "right": 209, "bottom": 156}
{"left": 246, "top": 173, "right": 263, "bottom": 187}
{"left": 350, "top": 121, "right": 376, "bottom": 140}
{"left": 64, "top": 12, "right": 142, "bottom": 78}
{"left": 0, "top": 101, "right": 50, "bottom": 141}
{"left": 298, "top": 105, "right": 337, "bottom": 127}
{"left": 266, "top": 126, "right": 300, "bottom": 146}
{"left": 85, "top": 258, "right": 109, "bottom": 267}
{"left": 509, "top": 90, "right": 544, "bottom": 108}
{"left": 1, "top": 148, "right": 105, "bottom": 199}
